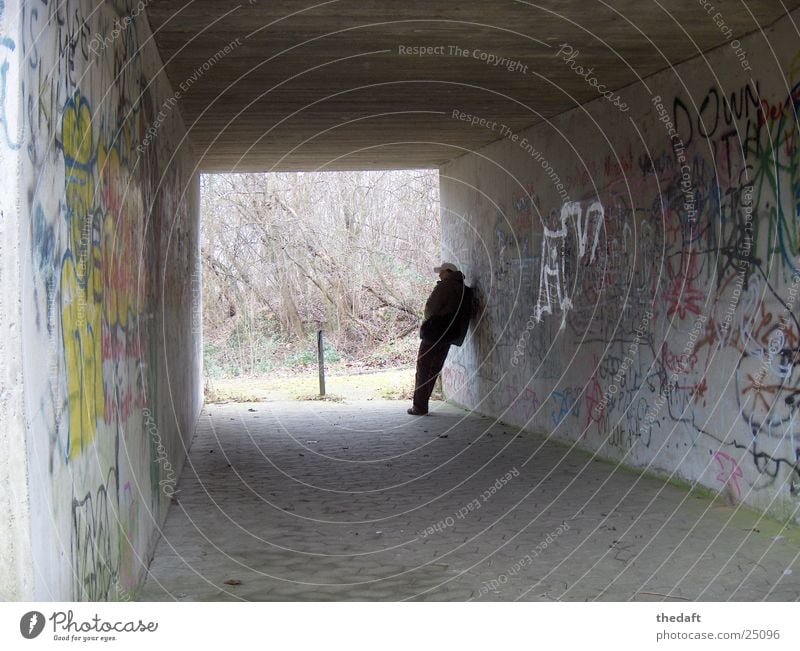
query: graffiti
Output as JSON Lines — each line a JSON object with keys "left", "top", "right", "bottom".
{"left": 713, "top": 451, "right": 743, "bottom": 499}
{"left": 118, "top": 482, "right": 139, "bottom": 591}
{"left": 549, "top": 387, "right": 583, "bottom": 426}
{"left": 54, "top": 88, "right": 151, "bottom": 457}
{"left": 17, "top": 0, "right": 198, "bottom": 599}
{"left": 534, "top": 207, "right": 571, "bottom": 329}
{"left": 498, "top": 383, "right": 540, "bottom": 423}
{"left": 673, "top": 83, "right": 763, "bottom": 169}
{"left": 716, "top": 183, "right": 757, "bottom": 286}
{"left": 663, "top": 254, "right": 704, "bottom": 320}
{"left": 71, "top": 468, "right": 119, "bottom": 601}
{"left": 60, "top": 92, "right": 104, "bottom": 457}
{"left": 0, "top": 2, "right": 21, "bottom": 150}
{"left": 733, "top": 435, "right": 800, "bottom": 495}
{"left": 442, "top": 364, "right": 477, "bottom": 406}
{"left": 564, "top": 199, "right": 604, "bottom": 265}
{"left": 443, "top": 23, "right": 800, "bottom": 520}
{"left": 511, "top": 183, "right": 538, "bottom": 223}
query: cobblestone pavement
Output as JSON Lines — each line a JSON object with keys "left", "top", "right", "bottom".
{"left": 139, "top": 400, "right": 800, "bottom": 601}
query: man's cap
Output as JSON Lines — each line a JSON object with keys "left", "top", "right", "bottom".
{"left": 434, "top": 262, "right": 459, "bottom": 273}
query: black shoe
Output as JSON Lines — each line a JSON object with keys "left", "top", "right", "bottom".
{"left": 407, "top": 407, "right": 428, "bottom": 415}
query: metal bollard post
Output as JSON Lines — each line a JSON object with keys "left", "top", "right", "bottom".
{"left": 317, "top": 330, "right": 326, "bottom": 396}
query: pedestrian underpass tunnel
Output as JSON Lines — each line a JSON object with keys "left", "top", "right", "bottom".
{"left": 3, "top": 0, "right": 800, "bottom": 601}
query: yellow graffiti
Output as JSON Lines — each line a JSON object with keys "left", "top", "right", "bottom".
{"left": 61, "top": 92, "right": 103, "bottom": 457}
{"left": 60, "top": 92, "right": 148, "bottom": 458}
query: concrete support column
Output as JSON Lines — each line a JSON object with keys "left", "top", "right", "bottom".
{"left": 0, "top": 1, "right": 34, "bottom": 601}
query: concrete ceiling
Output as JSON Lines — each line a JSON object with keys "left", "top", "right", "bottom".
{"left": 146, "top": 1, "right": 800, "bottom": 171}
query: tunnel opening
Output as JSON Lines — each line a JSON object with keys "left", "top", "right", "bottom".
{"left": 6, "top": 0, "right": 800, "bottom": 609}
{"left": 199, "top": 169, "right": 442, "bottom": 404}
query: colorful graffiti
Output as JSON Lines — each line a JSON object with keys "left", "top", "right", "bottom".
{"left": 61, "top": 92, "right": 104, "bottom": 456}
{"left": 0, "top": 2, "right": 20, "bottom": 150}
{"left": 16, "top": 0, "right": 198, "bottom": 600}
{"left": 443, "top": 29, "right": 800, "bottom": 521}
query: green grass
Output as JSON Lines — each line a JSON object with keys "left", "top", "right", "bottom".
{"left": 205, "top": 366, "right": 417, "bottom": 403}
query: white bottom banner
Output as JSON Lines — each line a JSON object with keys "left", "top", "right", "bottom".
{"left": 1, "top": 602, "right": 797, "bottom": 650}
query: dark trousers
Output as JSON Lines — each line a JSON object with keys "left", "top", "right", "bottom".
{"left": 413, "top": 340, "right": 452, "bottom": 412}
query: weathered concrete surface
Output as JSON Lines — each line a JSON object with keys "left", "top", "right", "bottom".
{"left": 0, "top": 1, "right": 33, "bottom": 602}
{"left": 139, "top": 401, "right": 799, "bottom": 601}
{"left": 441, "top": 8, "right": 800, "bottom": 523}
{"left": 146, "top": 1, "right": 800, "bottom": 171}
{"left": 4, "top": 1, "right": 203, "bottom": 600}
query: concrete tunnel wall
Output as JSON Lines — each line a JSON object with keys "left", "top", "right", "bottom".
{"left": 441, "top": 10, "right": 800, "bottom": 523}
{"left": 0, "top": 0, "right": 34, "bottom": 602}
{"left": 0, "top": 0, "right": 202, "bottom": 600}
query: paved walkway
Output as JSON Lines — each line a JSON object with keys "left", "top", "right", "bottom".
{"left": 139, "top": 400, "right": 800, "bottom": 601}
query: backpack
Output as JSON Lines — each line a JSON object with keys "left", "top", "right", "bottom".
{"left": 449, "top": 284, "right": 476, "bottom": 346}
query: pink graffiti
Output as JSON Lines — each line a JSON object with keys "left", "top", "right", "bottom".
{"left": 713, "top": 451, "right": 743, "bottom": 499}
{"left": 442, "top": 366, "right": 476, "bottom": 406}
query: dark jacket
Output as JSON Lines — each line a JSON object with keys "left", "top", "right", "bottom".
{"left": 424, "top": 274, "right": 465, "bottom": 321}
{"left": 420, "top": 274, "right": 473, "bottom": 346}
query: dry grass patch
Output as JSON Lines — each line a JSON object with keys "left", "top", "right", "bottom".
{"left": 206, "top": 367, "right": 417, "bottom": 403}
